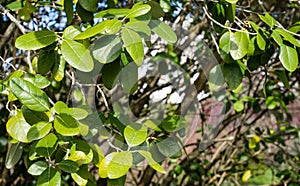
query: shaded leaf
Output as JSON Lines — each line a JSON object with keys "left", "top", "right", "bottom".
{"left": 92, "top": 35, "right": 122, "bottom": 64}
{"left": 230, "top": 31, "right": 249, "bottom": 60}
{"left": 37, "top": 167, "right": 61, "bottom": 186}
{"left": 223, "top": 62, "right": 243, "bottom": 90}
{"left": 57, "top": 160, "right": 79, "bottom": 173}
{"left": 5, "top": 142, "right": 23, "bottom": 169}
{"left": 54, "top": 114, "right": 80, "bottom": 136}
{"left": 149, "top": 20, "right": 177, "bottom": 43}
{"left": 27, "top": 121, "right": 52, "bottom": 141}
{"left": 36, "top": 133, "right": 58, "bottom": 157}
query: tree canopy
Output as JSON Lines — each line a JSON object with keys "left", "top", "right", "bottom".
{"left": 0, "top": 0, "right": 300, "bottom": 185}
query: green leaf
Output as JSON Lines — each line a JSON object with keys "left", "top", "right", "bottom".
{"left": 102, "top": 61, "right": 121, "bottom": 89}
{"left": 266, "top": 96, "right": 278, "bottom": 110}
{"left": 70, "top": 165, "right": 91, "bottom": 186}
{"left": 223, "top": 62, "right": 243, "bottom": 90}
{"left": 15, "top": 30, "right": 57, "bottom": 50}
{"left": 219, "top": 31, "right": 231, "bottom": 53}
{"left": 138, "top": 150, "right": 166, "bottom": 173}
{"left": 99, "top": 153, "right": 113, "bottom": 178}
{"left": 22, "top": 106, "right": 49, "bottom": 125}
{"left": 225, "top": 3, "right": 236, "bottom": 22}
{"left": 242, "top": 170, "right": 251, "bottom": 182}
{"left": 149, "top": 20, "right": 177, "bottom": 43}
{"left": 6, "top": 1, "right": 22, "bottom": 11}
{"left": 74, "top": 19, "right": 121, "bottom": 40}
{"left": 279, "top": 44, "right": 298, "bottom": 72}
{"left": 234, "top": 100, "right": 244, "bottom": 112}
{"left": 62, "top": 25, "right": 81, "bottom": 40}
{"left": 275, "top": 28, "right": 300, "bottom": 47}
{"left": 230, "top": 31, "right": 249, "bottom": 60}
{"left": 5, "top": 142, "right": 23, "bottom": 169}
{"left": 64, "top": 0, "right": 73, "bottom": 25}
{"left": 148, "top": 1, "right": 165, "bottom": 18}
{"left": 289, "top": 21, "right": 300, "bottom": 33}
{"left": 126, "top": 4, "right": 151, "bottom": 18}
{"left": 37, "top": 50, "right": 56, "bottom": 74}
{"left": 107, "top": 151, "right": 133, "bottom": 179}
{"left": 54, "top": 114, "right": 80, "bottom": 136}
{"left": 119, "top": 62, "right": 138, "bottom": 94}
{"left": 122, "top": 28, "right": 144, "bottom": 66}
{"left": 6, "top": 112, "right": 32, "bottom": 143}
{"left": 125, "top": 21, "right": 151, "bottom": 37}
{"left": 257, "top": 30, "right": 266, "bottom": 50}
{"left": 10, "top": 78, "right": 50, "bottom": 112}
{"left": 248, "top": 21, "right": 260, "bottom": 33}
{"left": 107, "top": 176, "right": 126, "bottom": 186}
{"left": 225, "top": 0, "right": 238, "bottom": 3}
{"left": 57, "top": 160, "right": 79, "bottom": 173}
{"left": 122, "top": 27, "right": 142, "bottom": 46}
{"left": 27, "top": 121, "right": 52, "bottom": 141}
{"left": 157, "top": 137, "right": 181, "bottom": 158}
{"left": 61, "top": 39, "right": 94, "bottom": 72}
{"left": 28, "top": 161, "right": 48, "bottom": 176}
{"left": 36, "top": 133, "right": 58, "bottom": 157}
{"left": 23, "top": 73, "right": 51, "bottom": 89}
{"left": 76, "top": 3, "right": 93, "bottom": 22}
{"left": 274, "top": 70, "right": 290, "bottom": 89}
{"left": 78, "top": 0, "right": 98, "bottom": 12}
{"left": 258, "top": 13, "right": 277, "bottom": 28}
{"left": 271, "top": 30, "right": 283, "bottom": 46}
{"left": 54, "top": 102, "right": 88, "bottom": 120}
{"left": 124, "top": 124, "right": 147, "bottom": 147}
{"left": 95, "top": 8, "right": 129, "bottom": 18}
{"left": 52, "top": 56, "right": 66, "bottom": 82}
{"left": 92, "top": 35, "right": 122, "bottom": 64}
{"left": 37, "top": 167, "right": 61, "bottom": 186}
{"left": 208, "top": 65, "right": 225, "bottom": 91}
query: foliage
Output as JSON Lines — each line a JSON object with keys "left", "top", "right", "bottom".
{"left": 0, "top": 0, "right": 300, "bottom": 185}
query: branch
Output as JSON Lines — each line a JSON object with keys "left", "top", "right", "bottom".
{"left": 0, "top": 4, "right": 28, "bottom": 34}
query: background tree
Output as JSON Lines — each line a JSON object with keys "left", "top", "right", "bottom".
{"left": 0, "top": 0, "right": 300, "bottom": 185}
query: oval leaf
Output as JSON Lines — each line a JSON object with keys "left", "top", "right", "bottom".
{"left": 126, "top": 4, "right": 151, "bottom": 18}
{"left": 279, "top": 45, "right": 298, "bottom": 72}
{"left": 28, "top": 161, "right": 48, "bottom": 176}
{"left": 138, "top": 150, "right": 166, "bottom": 173}
{"left": 27, "top": 121, "right": 52, "bottom": 141}
{"left": 36, "top": 133, "right": 58, "bottom": 157}
{"left": 230, "top": 31, "right": 249, "bottom": 60}
{"left": 124, "top": 125, "right": 147, "bottom": 147}
{"left": 10, "top": 78, "right": 50, "bottom": 112}
{"left": 61, "top": 39, "right": 94, "bottom": 72}
{"left": 92, "top": 35, "right": 122, "bottom": 64}
{"left": 149, "top": 20, "right": 177, "bottom": 43}
{"left": 5, "top": 142, "right": 23, "bottom": 169}
{"left": 37, "top": 167, "right": 61, "bottom": 186}
{"left": 15, "top": 30, "right": 57, "bottom": 50}
{"left": 6, "top": 112, "right": 32, "bottom": 143}
{"left": 107, "top": 151, "right": 133, "bottom": 179}
{"left": 54, "top": 114, "right": 80, "bottom": 136}
{"left": 57, "top": 160, "right": 79, "bottom": 173}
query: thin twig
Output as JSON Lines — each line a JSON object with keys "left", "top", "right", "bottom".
{"left": 0, "top": 4, "right": 28, "bottom": 34}
{"left": 202, "top": 6, "right": 256, "bottom": 35}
